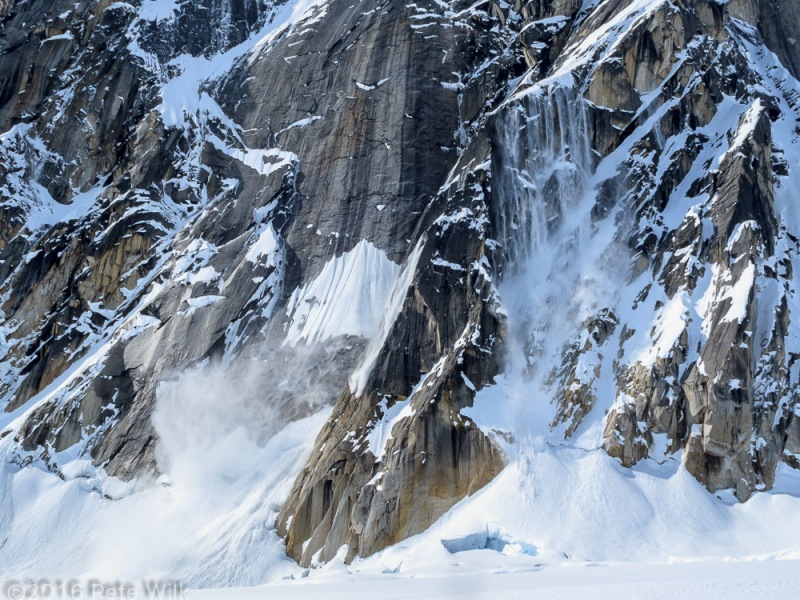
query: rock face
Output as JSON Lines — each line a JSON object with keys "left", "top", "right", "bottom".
{"left": 1, "top": 0, "right": 800, "bottom": 569}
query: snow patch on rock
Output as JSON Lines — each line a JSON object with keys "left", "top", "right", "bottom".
{"left": 284, "top": 240, "right": 400, "bottom": 345}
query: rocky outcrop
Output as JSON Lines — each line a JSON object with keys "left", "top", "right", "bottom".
{"left": 732, "top": 0, "right": 800, "bottom": 79}
{"left": 583, "top": 3, "right": 800, "bottom": 501}
{"left": 0, "top": 0, "right": 13, "bottom": 18}
{"left": 1, "top": 0, "right": 517, "bottom": 493}
{"left": 278, "top": 164, "right": 507, "bottom": 564}
{"left": 1, "top": 0, "right": 800, "bottom": 570}
{"left": 552, "top": 310, "right": 619, "bottom": 438}
{"left": 0, "top": 0, "right": 305, "bottom": 474}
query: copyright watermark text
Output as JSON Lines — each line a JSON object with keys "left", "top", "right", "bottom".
{"left": 2, "top": 580, "right": 187, "bottom": 600}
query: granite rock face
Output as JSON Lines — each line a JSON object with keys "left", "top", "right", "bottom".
{"left": 1, "top": 0, "right": 799, "bottom": 568}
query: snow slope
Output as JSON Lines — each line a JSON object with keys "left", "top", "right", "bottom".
{"left": 192, "top": 559, "right": 800, "bottom": 599}
{"left": 284, "top": 240, "right": 401, "bottom": 345}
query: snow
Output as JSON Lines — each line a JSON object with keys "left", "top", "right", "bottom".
{"left": 546, "top": 0, "right": 672, "bottom": 82}
{"left": 696, "top": 258, "right": 757, "bottom": 339}
{"left": 722, "top": 99, "right": 764, "bottom": 161}
{"left": 227, "top": 144, "right": 297, "bottom": 178}
{"left": 284, "top": 240, "right": 400, "bottom": 345}
{"left": 248, "top": 0, "right": 332, "bottom": 63}
{"left": 433, "top": 27, "right": 800, "bottom": 600}
{"left": 182, "top": 295, "right": 225, "bottom": 314}
{"left": 181, "top": 266, "right": 221, "bottom": 287}
{"left": 181, "top": 443, "right": 800, "bottom": 597}
{"left": 365, "top": 397, "right": 415, "bottom": 461}
{"left": 129, "top": 0, "right": 312, "bottom": 188}
{"left": 245, "top": 225, "right": 280, "bottom": 265}
{"left": 193, "top": 559, "right": 800, "bottom": 599}
{"left": 278, "top": 116, "right": 323, "bottom": 134}
{"left": 156, "top": 56, "right": 240, "bottom": 131}
{"left": 43, "top": 31, "right": 74, "bottom": 42}
{"left": 632, "top": 292, "right": 690, "bottom": 365}
{"left": 0, "top": 391, "right": 332, "bottom": 586}
{"left": 349, "top": 239, "right": 425, "bottom": 395}
{"left": 2, "top": 0, "right": 800, "bottom": 595}
{"left": 174, "top": 239, "right": 218, "bottom": 275}
{"left": 722, "top": 262, "right": 756, "bottom": 324}
{"left": 355, "top": 78, "right": 391, "bottom": 91}
{"left": 0, "top": 124, "right": 107, "bottom": 232}
{"left": 136, "top": 0, "right": 180, "bottom": 22}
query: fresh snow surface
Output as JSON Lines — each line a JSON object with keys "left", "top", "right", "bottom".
{"left": 185, "top": 433, "right": 800, "bottom": 597}
{"left": 136, "top": 0, "right": 181, "bottom": 23}
{"left": 348, "top": 238, "right": 425, "bottom": 395}
{"left": 284, "top": 240, "right": 401, "bottom": 345}
{"left": 192, "top": 559, "right": 800, "bottom": 599}
{"left": 1, "top": 402, "right": 799, "bottom": 593}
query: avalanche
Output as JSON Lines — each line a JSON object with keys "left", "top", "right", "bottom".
{"left": 1, "top": 0, "right": 800, "bottom": 597}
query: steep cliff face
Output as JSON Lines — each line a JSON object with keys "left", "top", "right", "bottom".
{"left": 1, "top": 0, "right": 799, "bottom": 577}
{"left": 0, "top": 0, "right": 293, "bottom": 479}
{"left": 278, "top": 0, "right": 800, "bottom": 564}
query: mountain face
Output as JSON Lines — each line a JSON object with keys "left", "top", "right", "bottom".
{"left": 1, "top": 0, "right": 800, "bottom": 575}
